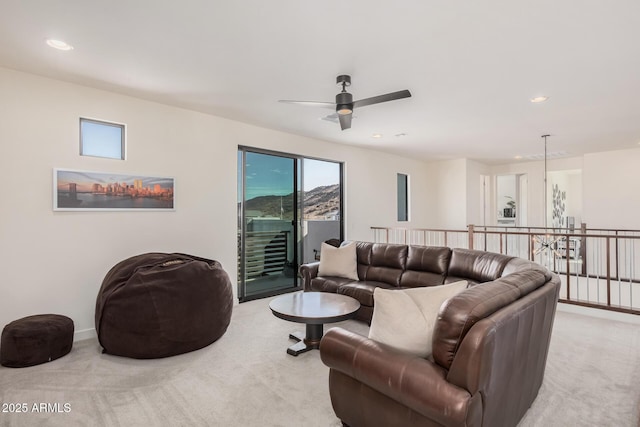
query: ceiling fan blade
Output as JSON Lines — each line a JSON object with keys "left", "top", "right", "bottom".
{"left": 278, "top": 100, "right": 335, "bottom": 109}
{"left": 352, "top": 90, "right": 412, "bottom": 108}
{"left": 338, "top": 113, "right": 352, "bottom": 130}
{"left": 321, "top": 113, "right": 339, "bottom": 123}
{"left": 322, "top": 113, "right": 358, "bottom": 123}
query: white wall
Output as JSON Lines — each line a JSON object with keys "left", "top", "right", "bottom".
{"left": 420, "top": 158, "right": 490, "bottom": 229}
{"left": 566, "top": 172, "right": 582, "bottom": 226}
{"left": 465, "top": 159, "right": 489, "bottom": 227}
{"left": 0, "top": 67, "right": 436, "bottom": 339}
{"left": 547, "top": 170, "right": 582, "bottom": 227}
{"left": 489, "top": 151, "right": 640, "bottom": 230}
{"left": 429, "top": 158, "right": 468, "bottom": 229}
{"left": 302, "top": 220, "right": 340, "bottom": 264}
{"left": 583, "top": 148, "right": 640, "bottom": 229}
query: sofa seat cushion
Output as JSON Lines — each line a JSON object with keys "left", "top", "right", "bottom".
{"left": 337, "top": 281, "right": 396, "bottom": 307}
{"left": 445, "top": 276, "right": 480, "bottom": 286}
{"left": 310, "top": 276, "right": 357, "bottom": 293}
{"left": 361, "top": 267, "right": 404, "bottom": 287}
{"left": 401, "top": 270, "right": 446, "bottom": 288}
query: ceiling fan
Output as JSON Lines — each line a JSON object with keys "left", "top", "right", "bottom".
{"left": 278, "top": 75, "right": 412, "bottom": 130}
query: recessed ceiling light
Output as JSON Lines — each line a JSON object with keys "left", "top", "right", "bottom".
{"left": 372, "top": 133, "right": 383, "bottom": 138}
{"left": 46, "top": 39, "right": 74, "bottom": 51}
{"left": 514, "top": 155, "right": 523, "bottom": 160}
{"left": 530, "top": 96, "right": 549, "bottom": 103}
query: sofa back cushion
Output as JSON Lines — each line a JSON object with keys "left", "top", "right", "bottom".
{"left": 447, "top": 249, "right": 514, "bottom": 283}
{"left": 431, "top": 269, "right": 548, "bottom": 370}
{"left": 400, "top": 246, "right": 451, "bottom": 288}
{"left": 352, "top": 241, "right": 373, "bottom": 279}
{"left": 501, "top": 256, "right": 552, "bottom": 280}
{"left": 360, "top": 243, "right": 408, "bottom": 286}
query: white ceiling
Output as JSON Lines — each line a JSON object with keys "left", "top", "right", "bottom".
{"left": 2, "top": 1, "right": 640, "bottom": 164}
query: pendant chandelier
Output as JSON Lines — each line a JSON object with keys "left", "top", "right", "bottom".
{"left": 534, "top": 134, "right": 562, "bottom": 257}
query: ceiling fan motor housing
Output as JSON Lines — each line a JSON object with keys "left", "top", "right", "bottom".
{"left": 335, "top": 91, "right": 353, "bottom": 115}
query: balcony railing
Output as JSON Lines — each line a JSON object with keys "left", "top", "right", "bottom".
{"left": 238, "top": 230, "right": 290, "bottom": 280}
{"left": 371, "top": 225, "right": 640, "bottom": 315}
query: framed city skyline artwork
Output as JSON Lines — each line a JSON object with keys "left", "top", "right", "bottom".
{"left": 53, "top": 169, "right": 175, "bottom": 211}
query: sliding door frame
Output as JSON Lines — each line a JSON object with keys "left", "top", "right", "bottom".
{"left": 237, "top": 145, "right": 344, "bottom": 302}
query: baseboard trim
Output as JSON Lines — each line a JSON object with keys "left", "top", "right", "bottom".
{"left": 557, "top": 302, "right": 640, "bottom": 325}
{"left": 74, "top": 328, "right": 97, "bottom": 342}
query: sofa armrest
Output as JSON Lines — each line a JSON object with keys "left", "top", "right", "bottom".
{"left": 299, "top": 262, "right": 320, "bottom": 291}
{"left": 320, "top": 328, "right": 478, "bottom": 426}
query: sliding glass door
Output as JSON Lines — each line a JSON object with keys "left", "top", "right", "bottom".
{"left": 301, "top": 158, "right": 342, "bottom": 264}
{"left": 238, "top": 148, "right": 344, "bottom": 302}
{"left": 238, "top": 150, "right": 297, "bottom": 301}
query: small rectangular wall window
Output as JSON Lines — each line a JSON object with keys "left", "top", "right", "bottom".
{"left": 397, "top": 173, "right": 409, "bottom": 221}
{"left": 80, "top": 118, "right": 125, "bottom": 160}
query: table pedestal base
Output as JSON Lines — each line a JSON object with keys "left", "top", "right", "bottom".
{"left": 287, "top": 324, "right": 323, "bottom": 356}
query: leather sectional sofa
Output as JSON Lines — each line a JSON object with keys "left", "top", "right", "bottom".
{"left": 299, "top": 241, "right": 561, "bottom": 427}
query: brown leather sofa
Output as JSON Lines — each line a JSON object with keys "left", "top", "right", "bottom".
{"left": 300, "top": 242, "right": 561, "bottom": 427}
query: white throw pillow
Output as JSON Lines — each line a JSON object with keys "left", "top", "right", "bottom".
{"left": 317, "top": 241, "right": 359, "bottom": 281}
{"left": 368, "top": 280, "right": 468, "bottom": 358}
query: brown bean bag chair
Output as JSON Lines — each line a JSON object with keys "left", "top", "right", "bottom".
{"left": 95, "top": 253, "right": 233, "bottom": 359}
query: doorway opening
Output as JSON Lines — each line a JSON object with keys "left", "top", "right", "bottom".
{"left": 495, "top": 174, "right": 528, "bottom": 227}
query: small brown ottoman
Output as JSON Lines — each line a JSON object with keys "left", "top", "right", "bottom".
{"left": 1, "top": 314, "right": 74, "bottom": 368}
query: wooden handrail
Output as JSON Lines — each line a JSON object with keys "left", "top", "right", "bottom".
{"left": 371, "top": 224, "right": 640, "bottom": 315}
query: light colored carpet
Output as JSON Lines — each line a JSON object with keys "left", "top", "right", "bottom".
{"left": 518, "top": 310, "right": 640, "bottom": 427}
{"left": 0, "top": 297, "right": 638, "bottom": 426}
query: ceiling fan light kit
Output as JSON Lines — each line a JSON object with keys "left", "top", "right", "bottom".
{"left": 279, "top": 74, "right": 411, "bottom": 130}
{"left": 335, "top": 93, "right": 353, "bottom": 115}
